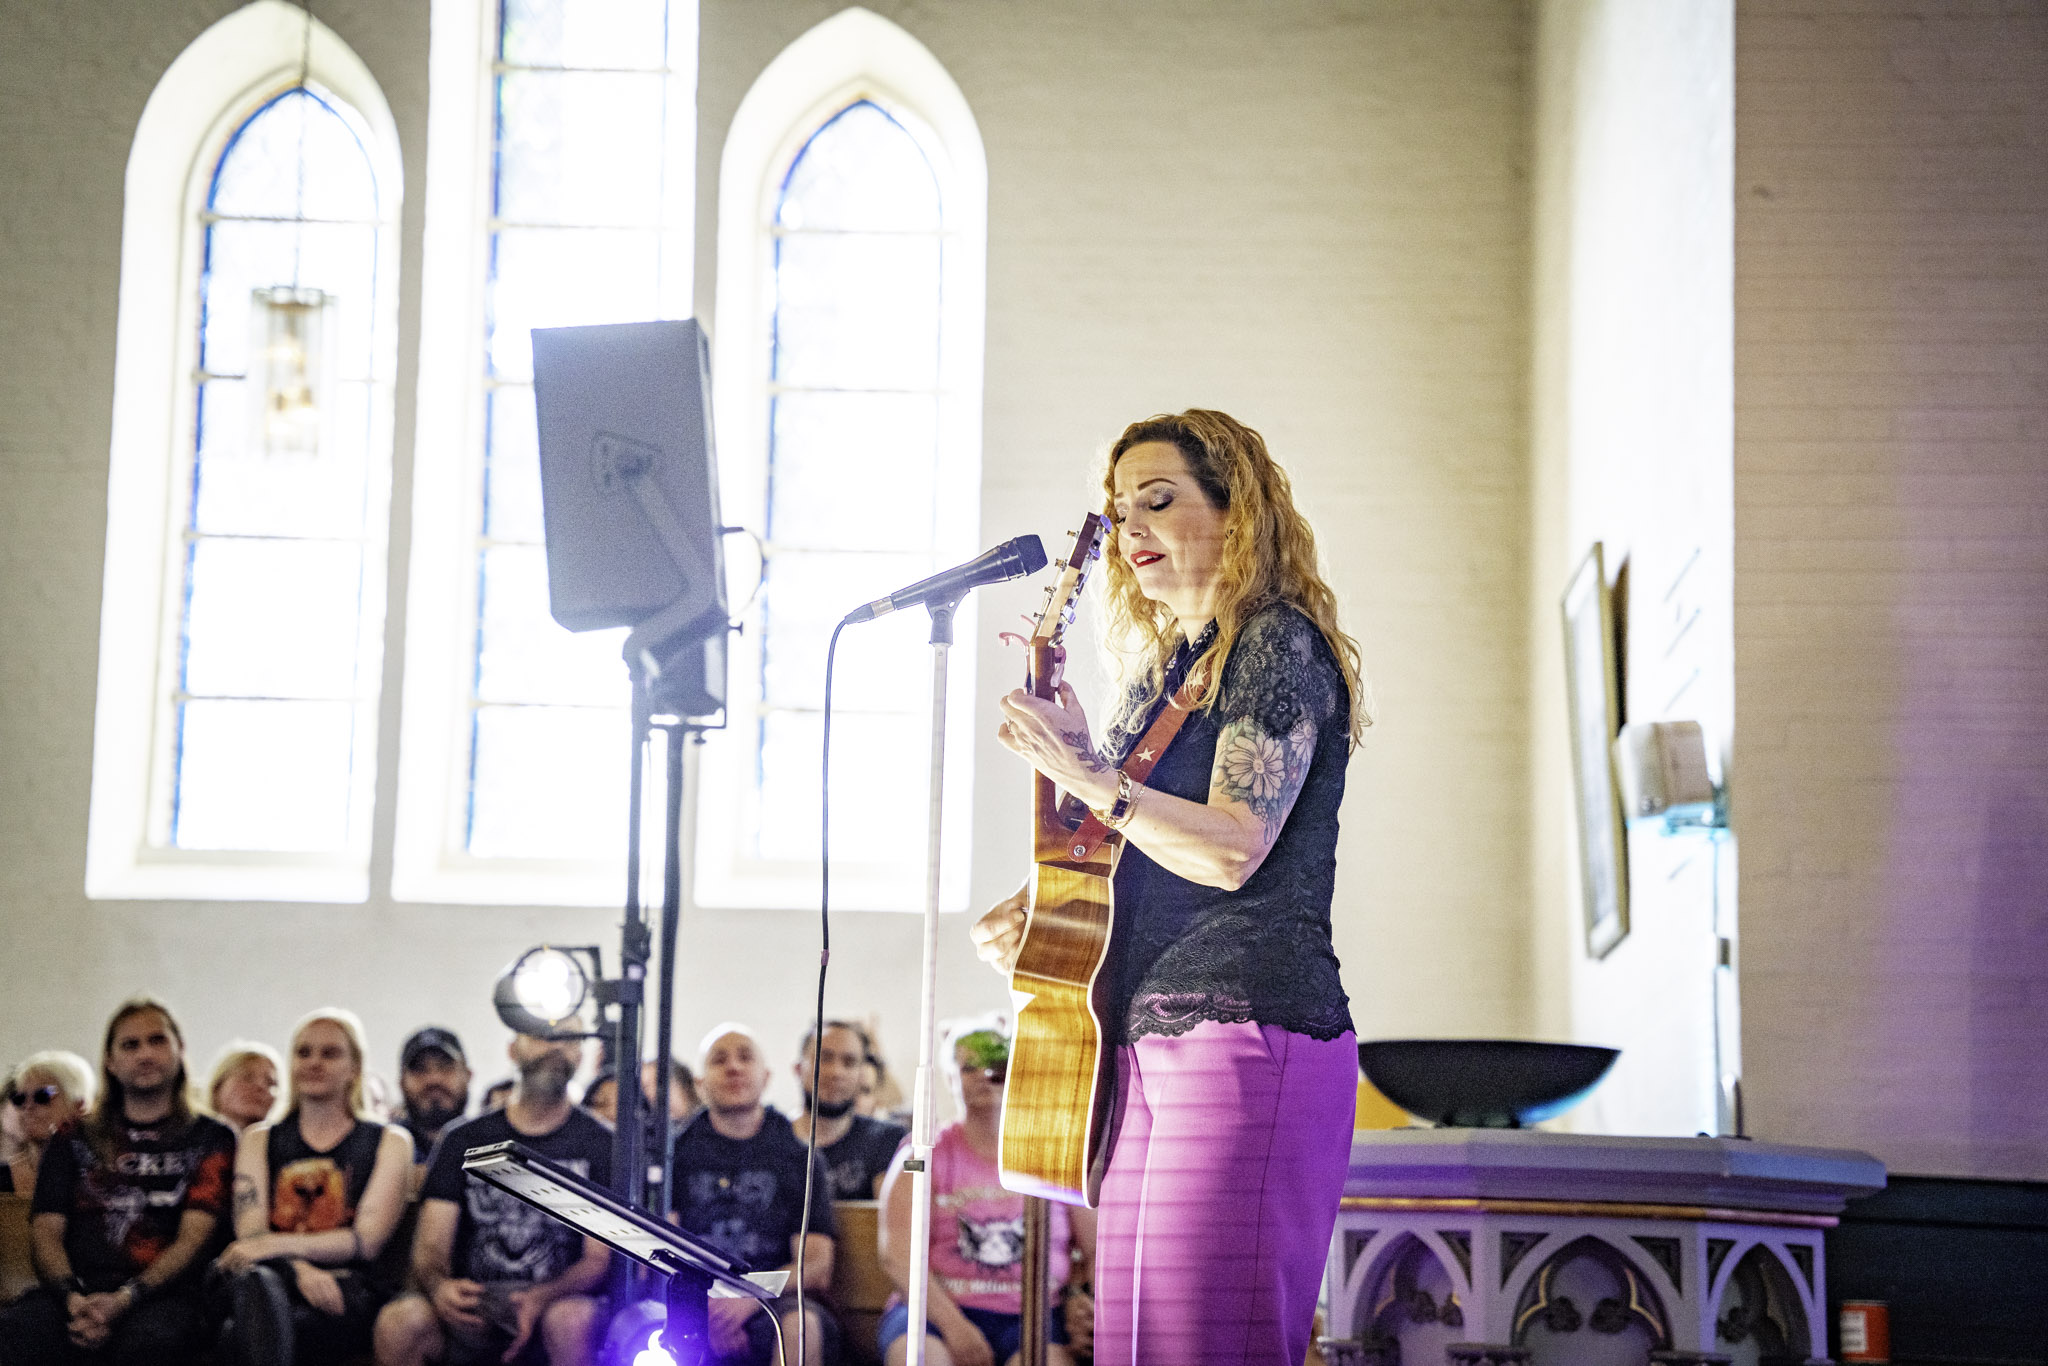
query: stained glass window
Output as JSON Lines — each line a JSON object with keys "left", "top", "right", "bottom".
{"left": 467, "top": 0, "right": 695, "bottom": 860}
{"left": 173, "top": 88, "right": 384, "bottom": 852}
{"left": 743, "top": 100, "right": 948, "bottom": 866}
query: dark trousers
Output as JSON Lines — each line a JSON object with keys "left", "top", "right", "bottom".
{"left": 0, "top": 1286, "right": 209, "bottom": 1366}
{"left": 213, "top": 1261, "right": 382, "bottom": 1366}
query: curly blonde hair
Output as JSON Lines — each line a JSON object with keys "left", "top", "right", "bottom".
{"left": 1098, "top": 409, "right": 1369, "bottom": 746}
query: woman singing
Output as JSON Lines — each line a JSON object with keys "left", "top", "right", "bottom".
{"left": 972, "top": 410, "right": 1366, "bottom": 1366}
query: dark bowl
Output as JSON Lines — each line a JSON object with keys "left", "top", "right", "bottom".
{"left": 1358, "top": 1039, "right": 1621, "bottom": 1129}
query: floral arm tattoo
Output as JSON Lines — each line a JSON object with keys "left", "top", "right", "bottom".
{"left": 1212, "top": 714, "right": 1317, "bottom": 849}
{"left": 233, "top": 1172, "right": 260, "bottom": 1220}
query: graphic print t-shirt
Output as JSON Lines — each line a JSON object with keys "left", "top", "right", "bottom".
{"left": 817, "top": 1113, "right": 907, "bottom": 1201}
{"left": 892, "top": 1121, "right": 1070, "bottom": 1314}
{"left": 670, "top": 1108, "right": 837, "bottom": 1274}
{"left": 421, "top": 1108, "right": 613, "bottom": 1285}
{"left": 32, "top": 1113, "right": 236, "bottom": 1285}
{"left": 265, "top": 1115, "right": 388, "bottom": 1251}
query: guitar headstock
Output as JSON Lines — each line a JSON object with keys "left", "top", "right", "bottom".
{"left": 1025, "top": 513, "right": 1107, "bottom": 699}
{"left": 1030, "top": 512, "right": 1108, "bottom": 649}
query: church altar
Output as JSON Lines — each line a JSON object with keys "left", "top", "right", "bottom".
{"left": 1319, "top": 1129, "right": 1885, "bottom": 1366}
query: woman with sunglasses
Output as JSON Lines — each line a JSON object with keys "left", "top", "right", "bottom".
{"left": 1, "top": 1051, "right": 95, "bottom": 1195}
{"left": 876, "top": 1019, "right": 1095, "bottom": 1366}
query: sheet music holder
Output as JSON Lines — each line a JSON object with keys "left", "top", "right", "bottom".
{"left": 463, "top": 1141, "right": 784, "bottom": 1356}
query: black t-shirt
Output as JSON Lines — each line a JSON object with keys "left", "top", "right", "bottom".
{"left": 421, "top": 1107, "right": 613, "bottom": 1285}
{"left": 670, "top": 1108, "right": 838, "bottom": 1273}
{"left": 1100, "top": 602, "right": 1355, "bottom": 1044}
{"left": 265, "top": 1114, "right": 389, "bottom": 1241}
{"left": 32, "top": 1113, "right": 237, "bottom": 1287}
{"left": 400, "top": 1113, "right": 454, "bottom": 1163}
{"left": 816, "top": 1113, "right": 906, "bottom": 1201}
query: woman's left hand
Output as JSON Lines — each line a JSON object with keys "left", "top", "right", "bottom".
{"left": 997, "top": 682, "right": 1115, "bottom": 807}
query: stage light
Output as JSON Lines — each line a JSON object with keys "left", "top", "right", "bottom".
{"left": 492, "top": 945, "right": 594, "bottom": 1037}
{"left": 603, "top": 1300, "right": 686, "bottom": 1366}
{"left": 633, "top": 1329, "right": 677, "bottom": 1366}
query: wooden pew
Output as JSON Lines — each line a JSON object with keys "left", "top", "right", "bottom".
{"left": 1, "top": 1193, "right": 35, "bottom": 1304}
{"left": 831, "top": 1199, "right": 894, "bottom": 1366}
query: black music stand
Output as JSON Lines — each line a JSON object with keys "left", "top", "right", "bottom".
{"left": 463, "top": 1141, "right": 781, "bottom": 1358}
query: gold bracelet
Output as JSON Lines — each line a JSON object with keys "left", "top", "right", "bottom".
{"left": 1098, "top": 770, "right": 1137, "bottom": 829}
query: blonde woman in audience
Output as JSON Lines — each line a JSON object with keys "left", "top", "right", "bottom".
{"left": 216, "top": 1008, "right": 413, "bottom": 1366}
{"left": 208, "top": 1041, "right": 282, "bottom": 1134}
{"left": 1, "top": 1049, "right": 94, "bottom": 1194}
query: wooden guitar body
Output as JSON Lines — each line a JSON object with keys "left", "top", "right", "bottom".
{"left": 1000, "top": 840, "right": 1117, "bottom": 1207}
{"left": 995, "top": 512, "right": 1118, "bottom": 1210}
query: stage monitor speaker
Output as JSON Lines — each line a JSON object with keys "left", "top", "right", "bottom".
{"left": 531, "top": 320, "right": 727, "bottom": 715}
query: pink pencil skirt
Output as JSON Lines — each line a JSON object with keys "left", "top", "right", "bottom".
{"left": 1092, "top": 1020, "right": 1358, "bottom": 1366}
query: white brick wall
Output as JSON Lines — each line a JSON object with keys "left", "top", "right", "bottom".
{"left": 1735, "top": 0, "right": 2048, "bottom": 1179}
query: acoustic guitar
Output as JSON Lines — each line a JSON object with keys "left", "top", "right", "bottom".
{"left": 998, "top": 512, "right": 1118, "bottom": 1210}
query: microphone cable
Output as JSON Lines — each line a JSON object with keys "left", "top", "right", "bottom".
{"left": 792, "top": 616, "right": 845, "bottom": 1366}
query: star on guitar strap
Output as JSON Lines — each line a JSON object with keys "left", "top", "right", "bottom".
{"left": 1064, "top": 674, "right": 1206, "bottom": 861}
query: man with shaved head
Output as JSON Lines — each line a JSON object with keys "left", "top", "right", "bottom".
{"left": 669, "top": 1025, "right": 839, "bottom": 1366}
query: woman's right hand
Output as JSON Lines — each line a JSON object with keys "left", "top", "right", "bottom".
{"left": 969, "top": 883, "right": 1029, "bottom": 976}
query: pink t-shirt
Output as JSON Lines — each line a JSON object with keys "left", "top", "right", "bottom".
{"left": 904, "top": 1121, "right": 1072, "bottom": 1314}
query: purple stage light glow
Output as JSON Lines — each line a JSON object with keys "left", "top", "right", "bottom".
{"left": 632, "top": 1328, "right": 677, "bottom": 1366}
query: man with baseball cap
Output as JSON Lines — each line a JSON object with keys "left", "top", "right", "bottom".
{"left": 396, "top": 1027, "right": 471, "bottom": 1165}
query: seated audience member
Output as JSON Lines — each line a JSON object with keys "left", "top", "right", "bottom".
{"left": 645, "top": 1057, "right": 699, "bottom": 1121}
{"left": 585, "top": 1056, "right": 696, "bottom": 1130}
{"left": 791, "top": 1021, "right": 906, "bottom": 1200}
{"left": 395, "top": 1028, "right": 471, "bottom": 1166}
{"left": 671, "top": 1024, "right": 837, "bottom": 1366}
{"left": 480, "top": 1078, "right": 514, "bottom": 1113}
{"left": 214, "top": 1008, "right": 412, "bottom": 1366}
{"left": 859, "top": 1045, "right": 908, "bottom": 1125}
{"left": 877, "top": 1019, "right": 1095, "bottom": 1366}
{"left": 579, "top": 1069, "right": 618, "bottom": 1124}
{"left": 2, "top": 1050, "right": 94, "bottom": 1194}
{"left": 2, "top": 1072, "right": 23, "bottom": 1166}
{"left": 372, "top": 1029, "right": 611, "bottom": 1366}
{"left": 0, "top": 996, "right": 236, "bottom": 1364}
{"left": 207, "top": 1042, "right": 282, "bottom": 1135}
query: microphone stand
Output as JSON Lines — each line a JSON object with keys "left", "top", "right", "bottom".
{"left": 903, "top": 593, "right": 961, "bottom": 1366}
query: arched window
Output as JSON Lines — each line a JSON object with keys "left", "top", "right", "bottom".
{"left": 393, "top": 0, "right": 698, "bottom": 905}
{"left": 696, "top": 10, "right": 987, "bottom": 911}
{"left": 87, "top": 2, "right": 401, "bottom": 902}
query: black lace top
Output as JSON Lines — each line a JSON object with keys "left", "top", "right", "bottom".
{"left": 1099, "top": 601, "right": 1354, "bottom": 1044}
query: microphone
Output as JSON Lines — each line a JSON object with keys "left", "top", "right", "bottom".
{"left": 842, "top": 535, "right": 1048, "bottom": 624}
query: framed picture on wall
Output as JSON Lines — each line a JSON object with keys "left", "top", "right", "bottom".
{"left": 1563, "top": 542, "right": 1629, "bottom": 959}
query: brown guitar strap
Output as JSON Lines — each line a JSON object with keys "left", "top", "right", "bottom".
{"left": 1065, "top": 681, "right": 1204, "bottom": 862}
